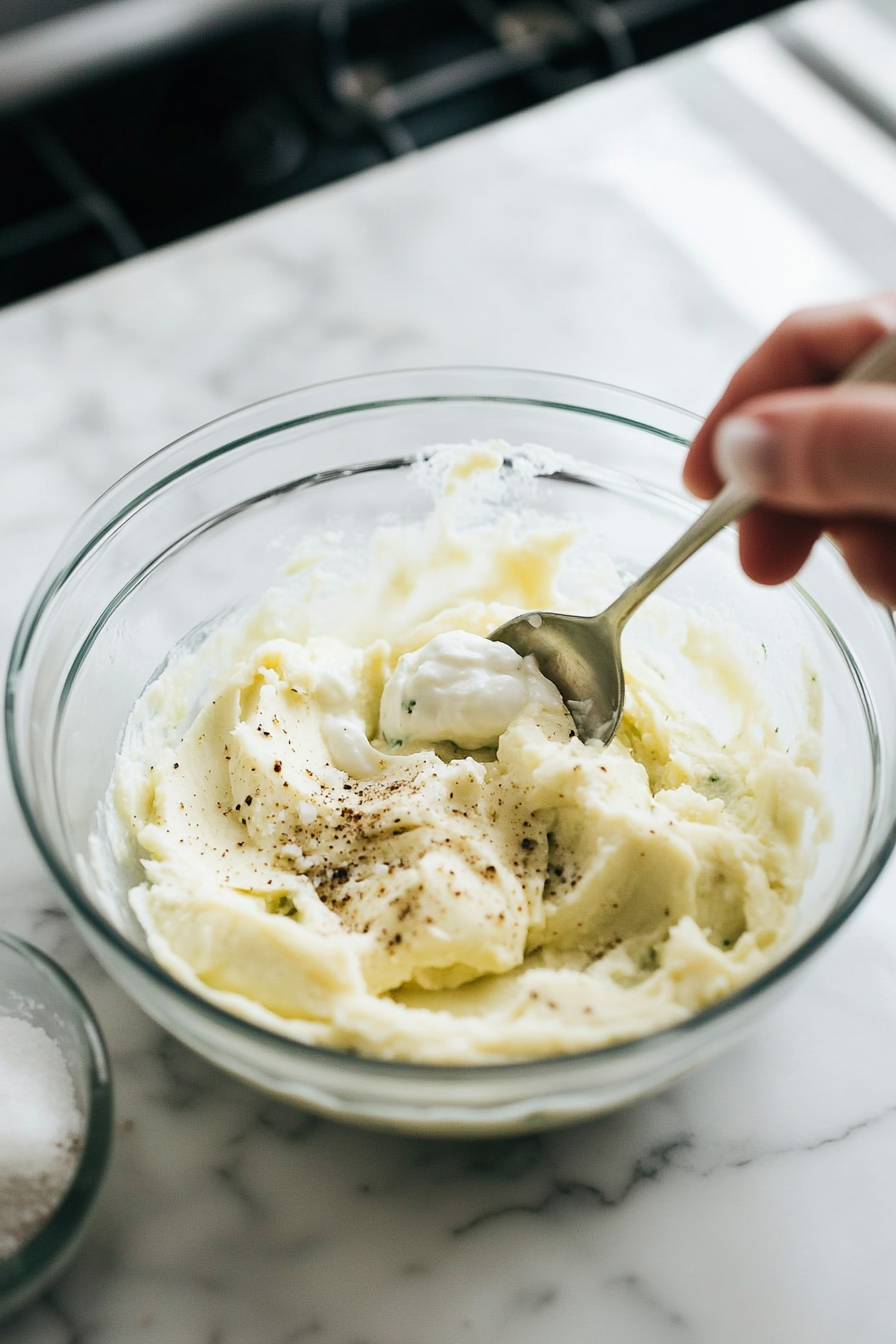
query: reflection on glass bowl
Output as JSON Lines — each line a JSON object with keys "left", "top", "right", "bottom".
{"left": 7, "top": 369, "right": 896, "bottom": 1137}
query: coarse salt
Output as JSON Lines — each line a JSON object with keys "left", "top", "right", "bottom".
{"left": 0, "top": 1016, "right": 83, "bottom": 1260}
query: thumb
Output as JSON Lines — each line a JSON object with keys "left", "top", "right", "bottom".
{"left": 713, "top": 385, "right": 896, "bottom": 518}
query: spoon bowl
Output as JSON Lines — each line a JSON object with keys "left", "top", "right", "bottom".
{"left": 491, "top": 477, "right": 754, "bottom": 741}
{"left": 488, "top": 607, "right": 623, "bottom": 743}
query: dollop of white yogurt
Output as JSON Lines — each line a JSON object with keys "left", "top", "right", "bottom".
{"left": 379, "top": 630, "right": 563, "bottom": 749}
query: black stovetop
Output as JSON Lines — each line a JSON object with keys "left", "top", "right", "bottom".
{"left": 0, "top": 0, "right": 788, "bottom": 309}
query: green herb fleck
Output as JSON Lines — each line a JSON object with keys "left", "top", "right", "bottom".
{"left": 266, "top": 892, "right": 298, "bottom": 918}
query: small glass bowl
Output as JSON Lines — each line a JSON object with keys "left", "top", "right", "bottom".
{"left": 7, "top": 368, "right": 896, "bottom": 1136}
{"left": 0, "top": 933, "right": 112, "bottom": 1323}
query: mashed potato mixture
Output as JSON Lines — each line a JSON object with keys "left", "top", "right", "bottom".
{"left": 109, "top": 445, "right": 825, "bottom": 1063}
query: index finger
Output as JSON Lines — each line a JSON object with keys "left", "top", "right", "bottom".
{"left": 684, "top": 293, "right": 896, "bottom": 499}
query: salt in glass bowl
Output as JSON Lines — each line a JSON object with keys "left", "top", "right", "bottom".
{"left": 0, "top": 933, "right": 112, "bottom": 1322}
{"left": 7, "top": 368, "right": 896, "bottom": 1136}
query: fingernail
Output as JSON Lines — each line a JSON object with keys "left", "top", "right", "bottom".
{"left": 713, "top": 416, "right": 779, "bottom": 492}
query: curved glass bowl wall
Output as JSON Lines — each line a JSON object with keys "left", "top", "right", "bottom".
{"left": 8, "top": 369, "right": 896, "bottom": 1135}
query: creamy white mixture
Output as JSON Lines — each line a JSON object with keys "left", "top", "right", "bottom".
{"left": 108, "top": 444, "right": 826, "bottom": 1064}
{"left": 380, "top": 631, "right": 561, "bottom": 750}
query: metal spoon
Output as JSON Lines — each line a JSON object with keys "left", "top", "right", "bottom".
{"left": 490, "top": 331, "right": 896, "bottom": 744}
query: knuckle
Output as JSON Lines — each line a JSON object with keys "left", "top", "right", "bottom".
{"left": 782, "top": 299, "right": 855, "bottom": 330}
{"left": 776, "top": 308, "right": 813, "bottom": 338}
{"left": 783, "top": 294, "right": 896, "bottom": 347}
{"left": 868, "top": 291, "right": 896, "bottom": 330}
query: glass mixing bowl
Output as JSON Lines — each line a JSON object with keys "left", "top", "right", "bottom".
{"left": 8, "top": 369, "right": 896, "bottom": 1136}
{"left": 0, "top": 933, "right": 112, "bottom": 1322}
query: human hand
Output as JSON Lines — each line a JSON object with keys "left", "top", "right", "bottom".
{"left": 684, "top": 294, "right": 896, "bottom": 605}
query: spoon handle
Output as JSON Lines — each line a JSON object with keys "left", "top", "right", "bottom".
{"left": 839, "top": 329, "right": 896, "bottom": 383}
{"left": 605, "top": 479, "right": 756, "bottom": 628}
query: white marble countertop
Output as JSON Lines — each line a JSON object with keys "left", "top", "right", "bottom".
{"left": 4, "top": 6, "right": 896, "bottom": 1340}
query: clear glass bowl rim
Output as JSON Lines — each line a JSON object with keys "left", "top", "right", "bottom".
{"left": 0, "top": 932, "right": 112, "bottom": 1313}
{"left": 7, "top": 365, "right": 896, "bottom": 1082}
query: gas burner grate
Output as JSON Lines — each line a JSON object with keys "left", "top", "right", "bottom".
{"left": 0, "top": 0, "right": 788, "bottom": 308}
